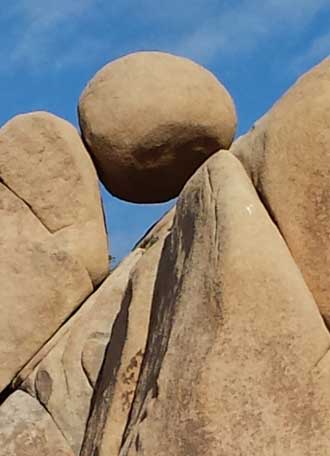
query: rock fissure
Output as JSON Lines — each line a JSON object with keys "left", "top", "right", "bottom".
{"left": 12, "top": 282, "right": 98, "bottom": 390}
{"left": 0, "top": 174, "right": 51, "bottom": 234}
{"left": 80, "top": 281, "right": 133, "bottom": 456}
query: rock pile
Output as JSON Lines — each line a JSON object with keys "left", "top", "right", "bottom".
{"left": 0, "top": 52, "right": 329, "bottom": 456}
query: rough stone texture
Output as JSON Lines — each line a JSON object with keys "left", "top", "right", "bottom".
{"left": 0, "top": 111, "right": 108, "bottom": 286}
{"left": 231, "top": 57, "right": 330, "bottom": 327}
{"left": 21, "top": 251, "right": 141, "bottom": 454}
{"left": 78, "top": 51, "right": 237, "bottom": 203}
{"left": 0, "top": 183, "right": 92, "bottom": 394}
{"left": 20, "top": 208, "right": 174, "bottom": 455}
{"left": 120, "top": 152, "right": 330, "bottom": 456}
{"left": 0, "top": 391, "right": 74, "bottom": 456}
{"left": 81, "top": 232, "right": 169, "bottom": 456}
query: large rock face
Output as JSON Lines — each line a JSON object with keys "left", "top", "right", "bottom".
{"left": 0, "top": 111, "right": 109, "bottom": 394}
{"left": 0, "top": 391, "right": 74, "bottom": 456}
{"left": 0, "top": 111, "right": 109, "bottom": 286}
{"left": 231, "top": 57, "right": 330, "bottom": 326}
{"left": 119, "top": 152, "right": 330, "bottom": 455}
{"left": 15, "top": 209, "right": 174, "bottom": 455}
{"left": 80, "top": 221, "right": 172, "bottom": 456}
{"left": 20, "top": 251, "right": 141, "bottom": 454}
{"left": 78, "top": 51, "right": 237, "bottom": 203}
{"left": 0, "top": 182, "right": 92, "bottom": 393}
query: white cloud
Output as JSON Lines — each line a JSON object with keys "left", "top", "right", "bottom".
{"left": 5, "top": 0, "right": 97, "bottom": 69}
{"left": 173, "top": 0, "right": 330, "bottom": 63}
{"left": 2, "top": 0, "right": 330, "bottom": 72}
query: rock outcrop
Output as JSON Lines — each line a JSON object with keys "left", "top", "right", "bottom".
{"left": 119, "top": 151, "right": 330, "bottom": 456}
{"left": 80, "top": 213, "right": 173, "bottom": 455}
{"left": 0, "top": 181, "right": 92, "bottom": 393}
{"left": 1, "top": 54, "right": 330, "bottom": 456}
{"left": 0, "top": 111, "right": 109, "bottom": 286}
{"left": 231, "top": 57, "right": 330, "bottom": 326}
{"left": 0, "top": 391, "right": 74, "bottom": 456}
{"left": 0, "top": 208, "right": 174, "bottom": 455}
{"left": 78, "top": 51, "right": 237, "bottom": 203}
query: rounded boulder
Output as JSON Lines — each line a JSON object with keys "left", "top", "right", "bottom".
{"left": 78, "top": 51, "right": 237, "bottom": 203}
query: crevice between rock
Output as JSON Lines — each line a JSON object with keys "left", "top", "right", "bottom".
{"left": 0, "top": 175, "right": 52, "bottom": 235}
{"left": 79, "top": 280, "right": 133, "bottom": 456}
{"left": 12, "top": 273, "right": 109, "bottom": 390}
{"left": 120, "top": 231, "right": 179, "bottom": 453}
{"left": 0, "top": 174, "right": 94, "bottom": 285}
{"left": 0, "top": 383, "right": 14, "bottom": 407}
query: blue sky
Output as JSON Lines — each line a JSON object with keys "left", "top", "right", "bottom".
{"left": 1, "top": 0, "right": 329, "bottom": 262}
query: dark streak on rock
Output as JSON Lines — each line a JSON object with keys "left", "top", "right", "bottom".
{"left": 35, "top": 369, "right": 53, "bottom": 405}
{"left": 120, "top": 231, "right": 179, "bottom": 452}
{"left": 0, "top": 383, "right": 13, "bottom": 407}
{"left": 79, "top": 280, "right": 133, "bottom": 456}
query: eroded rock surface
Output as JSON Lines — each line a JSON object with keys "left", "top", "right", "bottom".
{"left": 119, "top": 152, "right": 330, "bottom": 455}
{"left": 0, "top": 391, "right": 74, "bottom": 456}
{"left": 0, "top": 183, "right": 92, "bottom": 393}
{"left": 231, "top": 57, "right": 330, "bottom": 326}
{"left": 0, "top": 111, "right": 109, "bottom": 286}
{"left": 81, "top": 225, "right": 171, "bottom": 456}
{"left": 19, "top": 209, "right": 174, "bottom": 455}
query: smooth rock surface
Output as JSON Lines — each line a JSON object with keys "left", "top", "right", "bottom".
{"left": 0, "top": 391, "right": 74, "bottom": 456}
{"left": 81, "top": 230, "right": 170, "bottom": 456}
{"left": 79, "top": 51, "right": 237, "bottom": 203}
{"left": 231, "top": 57, "right": 330, "bottom": 326}
{"left": 0, "top": 111, "right": 108, "bottom": 286}
{"left": 120, "top": 152, "right": 330, "bottom": 455}
{"left": 21, "top": 208, "right": 174, "bottom": 455}
{"left": 0, "top": 183, "right": 92, "bottom": 393}
{"left": 22, "top": 251, "right": 142, "bottom": 454}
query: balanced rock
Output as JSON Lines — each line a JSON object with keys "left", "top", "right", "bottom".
{"left": 78, "top": 51, "right": 237, "bottom": 203}
{"left": 231, "top": 57, "right": 330, "bottom": 326}
{"left": 0, "top": 111, "right": 109, "bottom": 286}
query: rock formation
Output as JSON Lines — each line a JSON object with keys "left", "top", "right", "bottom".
{"left": 78, "top": 51, "right": 237, "bottom": 203}
{"left": 231, "top": 58, "right": 330, "bottom": 327}
{"left": 0, "top": 54, "right": 330, "bottom": 456}
{"left": 0, "top": 111, "right": 109, "bottom": 286}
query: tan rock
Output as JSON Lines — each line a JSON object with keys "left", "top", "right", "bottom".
{"left": 0, "top": 183, "right": 92, "bottom": 393}
{"left": 23, "top": 250, "right": 142, "bottom": 454}
{"left": 20, "top": 209, "right": 174, "bottom": 454}
{"left": 81, "top": 231, "right": 169, "bottom": 456}
{"left": 78, "top": 51, "right": 237, "bottom": 203}
{"left": 231, "top": 57, "right": 330, "bottom": 326}
{"left": 0, "top": 391, "right": 74, "bottom": 456}
{"left": 120, "top": 152, "right": 330, "bottom": 455}
{"left": 0, "top": 111, "right": 108, "bottom": 286}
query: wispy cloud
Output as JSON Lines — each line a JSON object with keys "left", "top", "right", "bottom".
{"left": 4, "top": 0, "right": 97, "bottom": 69}
{"left": 2, "top": 0, "right": 330, "bottom": 72}
{"left": 173, "top": 0, "right": 330, "bottom": 63}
